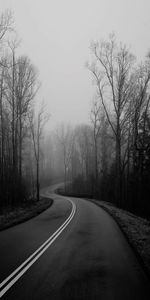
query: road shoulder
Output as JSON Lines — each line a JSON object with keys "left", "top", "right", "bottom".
{"left": 87, "top": 198, "right": 150, "bottom": 280}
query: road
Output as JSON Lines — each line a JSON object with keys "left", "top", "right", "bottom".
{"left": 0, "top": 184, "right": 150, "bottom": 299}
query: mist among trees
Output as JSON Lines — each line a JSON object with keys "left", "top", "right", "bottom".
{"left": 0, "top": 11, "right": 150, "bottom": 219}
{"left": 0, "top": 11, "right": 49, "bottom": 209}
{"left": 87, "top": 34, "right": 150, "bottom": 218}
{"left": 47, "top": 35, "right": 150, "bottom": 219}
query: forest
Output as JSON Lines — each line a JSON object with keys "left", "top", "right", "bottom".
{"left": 0, "top": 11, "right": 49, "bottom": 209}
{"left": 0, "top": 11, "right": 150, "bottom": 220}
{"left": 49, "top": 35, "right": 150, "bottom": 219}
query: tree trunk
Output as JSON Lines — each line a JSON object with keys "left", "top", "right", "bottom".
{"left": 115, "top": 134, "right": 122, "bottom": 207}
{"left": 36, "top": 160, "right": 40, "bottom": 201}
{"left": 94, "top": 137, "right": 98, "bottom": 196}
{"left": 19, "top": 110, "right": 22, "bottom": 180}
{"left": 64, "top": 166, "right": 67, "bottom": 193}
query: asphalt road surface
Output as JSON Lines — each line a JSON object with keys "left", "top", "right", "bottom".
{"left": 0, "top": 184, "right": 150, "bottom": 299}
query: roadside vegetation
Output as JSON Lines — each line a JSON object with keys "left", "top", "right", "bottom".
{"left": 1, "top": 8, "right": 150, "bottom": 237}
{"left": 0, "top": 10, "right": 50, "bottom": 217}
{"left": 0, "top": 197, "right": 53, "bottom": 231}
{"left": 50, "top": 35, "right": 150, "bottom": 221}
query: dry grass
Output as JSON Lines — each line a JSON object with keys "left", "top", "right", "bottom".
{"left": 0, "top": 197, "right": 53, "bottom": 231}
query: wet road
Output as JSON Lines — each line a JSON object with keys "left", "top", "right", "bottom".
{"left": 0, "top": 185, "right": 150, "bottom": 299}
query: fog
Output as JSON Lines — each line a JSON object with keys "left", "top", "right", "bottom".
{"left": 1, "top": 3, "right": 150, "bottom": 298}
{"left": 1, "top": 0, "right": 150, "bottom": 127}
{"left": 1, "top": 0, "right": 150, "bottom": 218}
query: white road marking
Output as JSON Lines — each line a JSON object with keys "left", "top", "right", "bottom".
{"left": 0, "top": 197, "right": 76, "bottom": 298}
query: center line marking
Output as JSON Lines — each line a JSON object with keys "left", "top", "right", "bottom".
{"left": 0, "top": 197, "right": 76, "bottom": 298}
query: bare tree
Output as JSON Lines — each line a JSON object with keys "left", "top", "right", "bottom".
{"left": 0, "top": 11, "right": 14, "bottom": 205}
{"left": 87, "top": 35, "right": 135, "bottom": 205}
{"left": 0, "top": 10, "right": 13, "bottom": 42}
{"left": 56, "top": 124, "right": 74, "bottom": 192}
{"left": 0, "top": 10, "right": 49, "bottom": 208}
{"left": 90, "top": 98, "right": 101, "bottom": 192}
{"left": 15, "top": 55, "right": 38, "bottom": 179}
{"left": 28, "top": 101, "right": 50, "bottom": 201}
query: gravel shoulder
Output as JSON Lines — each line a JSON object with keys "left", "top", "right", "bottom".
{"left": 0, "top": 197, "right": 53, "bottom": 231}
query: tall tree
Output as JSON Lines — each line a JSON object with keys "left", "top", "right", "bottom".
{"left": 15, "top": 56, "right": 38, "bottom": 180}
{"left": 28, "top": 101, "right": 50, "bottom": 201}
{"left": 90, "top": 98, "right": 101, "bottom": 194}
{"left": 56, "top": 124, "right": 74, "bottom": 192}
{"left": 88, "top": 35, "right": 135, "bottom": 205}
{"left": 0, "top": 11, "right": 13, "bottom": 206}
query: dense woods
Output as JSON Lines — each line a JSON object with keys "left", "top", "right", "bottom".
{"left": 87, "top": 35, "right": 150, "bottom": 218}
{"left": 0, "top": 11, "right": 48, "bottom": 209}
{"left": 0, "top": 10, "right": 150, "bottom": 220}
{"left": 47, "top": 35, "right": 150, "bottom": 219}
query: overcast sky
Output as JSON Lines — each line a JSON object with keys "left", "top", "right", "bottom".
{"left": 1, "top": 0, "right": 150, "bottom": 126}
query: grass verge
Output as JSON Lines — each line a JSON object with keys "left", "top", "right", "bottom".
{"left": 0, "top": 197, "right": 53, "bottom": 231}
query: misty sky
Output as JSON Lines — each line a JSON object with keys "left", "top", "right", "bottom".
{"left": 1, "top": 0, "right": 150, "bottom": 127}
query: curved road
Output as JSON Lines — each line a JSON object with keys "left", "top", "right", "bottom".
{"left": 0, "top": 184, "right": 149, "bottom": 299}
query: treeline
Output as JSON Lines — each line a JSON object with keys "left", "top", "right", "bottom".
{"left": 0, "top": 11, "right": 48, "bottom": 209}
{"left": 49, "top": 35, "right": 150, "bottom": 218}
{"left": 87, "top": 35, "right": 150, "bottom": 218}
